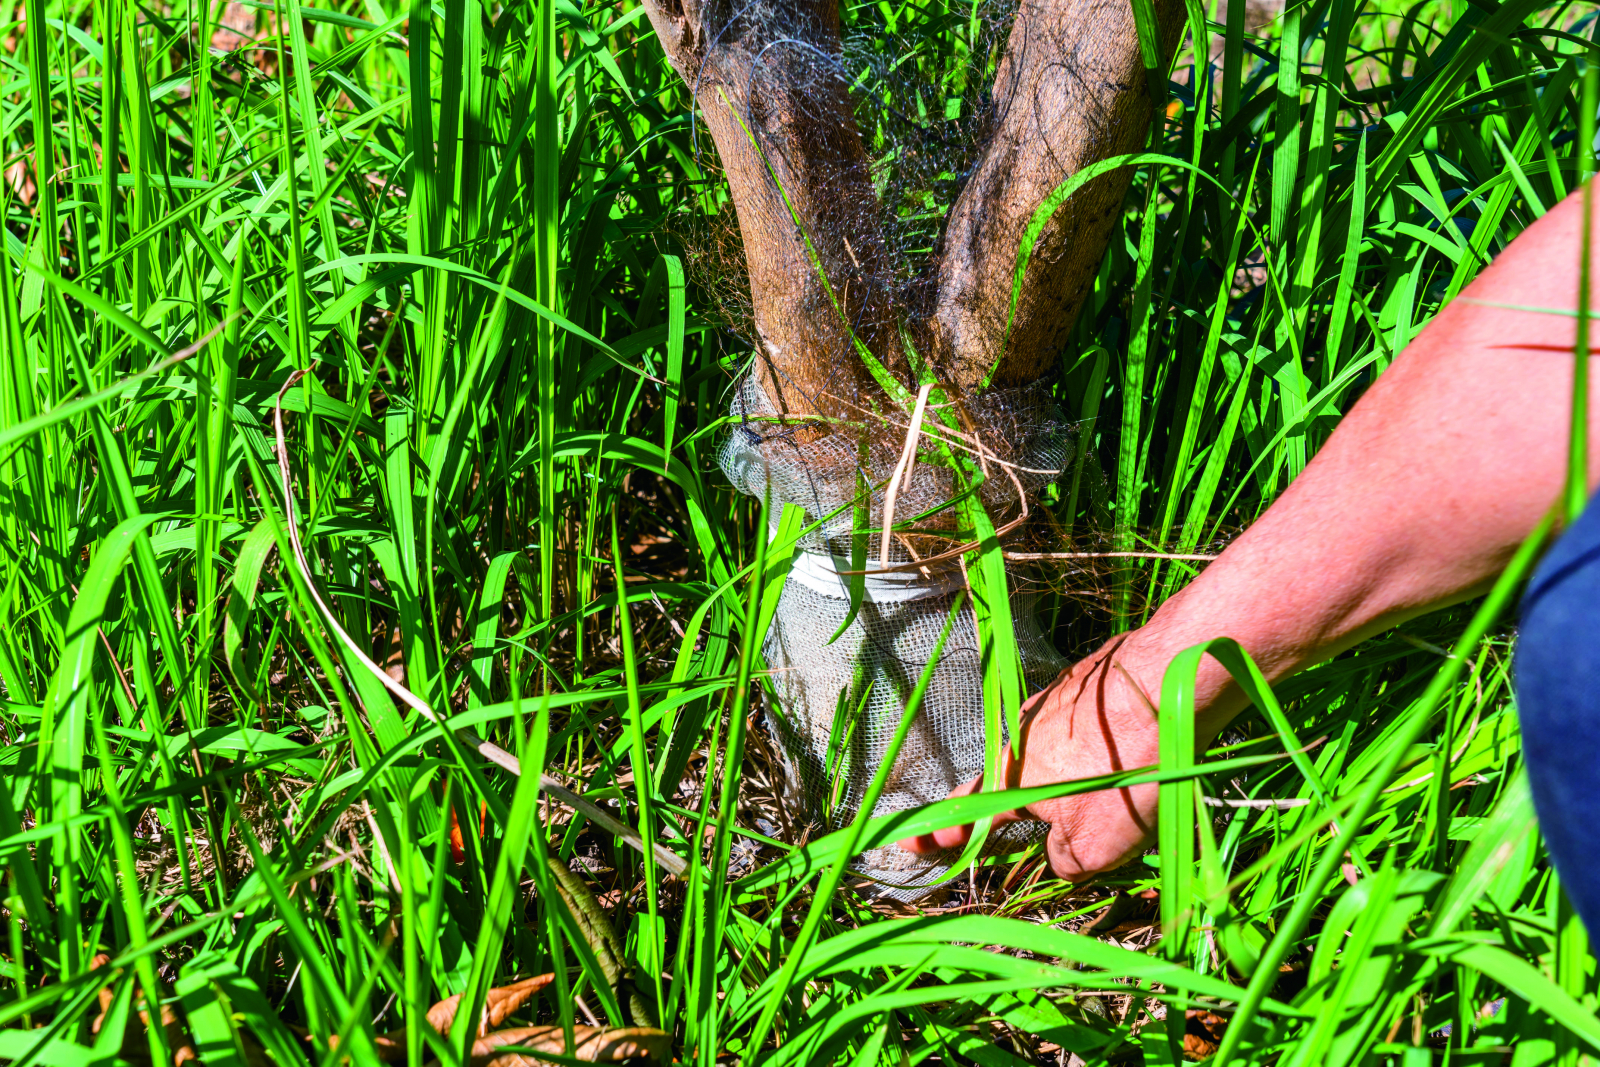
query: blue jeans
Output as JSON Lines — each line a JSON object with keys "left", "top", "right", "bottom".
{"left": 1517, "top": 496, "right": 1600, "bottom": 934}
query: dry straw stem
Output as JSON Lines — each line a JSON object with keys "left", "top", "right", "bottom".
{"left": 809, "top": 389, "right": 1072, "bottom": 476}
{"left": 1200, "top": 796, "right": 1309, "bottom": 810}
{"left": 878, "top": 381, "right": 935, "bottom": 565}
{"left": 837, "top": 413, "right": 1038, "bottom": 576}
{"left": 271, "top": 370, "right": 686, "bottom": 876}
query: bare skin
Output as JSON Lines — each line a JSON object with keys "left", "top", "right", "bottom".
{"left": 900, "top": 181, "right": 1600, "bottom": 880}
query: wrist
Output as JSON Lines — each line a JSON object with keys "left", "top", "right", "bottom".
{"left": 1106, "top": 583, "right": 1313, "bottom": 747}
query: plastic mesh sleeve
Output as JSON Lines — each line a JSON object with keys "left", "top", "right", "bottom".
{"left": 720, "top": 379, "right": 1072, "bottom": 899}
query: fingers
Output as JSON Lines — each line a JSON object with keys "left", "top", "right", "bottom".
{"left": 895, "top": 644, "right": 1163, "bottom": 880}
{"left": 1042, "top": 822, "right": 1108, "bottom": 883}
{"left": 895, "top": 772, "right": 1030, "bottom": 855}
{"left": 1043, "top": 829, "right": 1143, "bottom": 883}
{"left": 1038, "top": 784, "right": 1158, "bottom": 881}
{"left": 899, "top": 789, "right": 1148, "bottom": 880}
{"left": 895, "top": 773, "right": 981, "bottom": 854}
{"left": 894, "top": 808, "right": 1029, "bottom": 853}
{"left": 895, "top": 688, "right": 1056, "bottom": 856}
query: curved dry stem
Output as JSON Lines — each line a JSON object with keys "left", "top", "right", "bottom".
{"left": 270, "top": 370, "right": 687, "bottom": 877}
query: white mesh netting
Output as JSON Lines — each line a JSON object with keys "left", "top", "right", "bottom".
{"left": 720, "top": 379, "right": 1072, "bottom": 899}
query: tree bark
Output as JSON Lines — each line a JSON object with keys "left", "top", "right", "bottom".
{"left": 639, "top": 0, "right": 901, "bottom": 419}
{"left": 924, "top": 0, "right": 1187, "bottom": 390}
{"left": 639, "top": 0, "right": 1186, "bottom": 410}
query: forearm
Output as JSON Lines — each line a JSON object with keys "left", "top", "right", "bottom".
{"left": 1117, "top": 182, "right": 1600, "bottom": 739}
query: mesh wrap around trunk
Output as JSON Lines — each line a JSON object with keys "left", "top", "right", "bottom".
{"left": 720, "top": 380, "right": 1071, "bottom": 899}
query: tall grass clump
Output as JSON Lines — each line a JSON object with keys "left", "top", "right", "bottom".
{"left": 2, "top": 0, "right": 1598, "bottom": 1063}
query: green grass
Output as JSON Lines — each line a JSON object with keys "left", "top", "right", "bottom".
{"left": 2, "top": 0, "right": 1599, "bottom": 1063}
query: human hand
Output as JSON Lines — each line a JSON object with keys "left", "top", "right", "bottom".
{"left": 896, "top": 638, "right": 1167, "bottom": 881}
{"left": 909, "top": 186, "right": 1600, "bottom": 884}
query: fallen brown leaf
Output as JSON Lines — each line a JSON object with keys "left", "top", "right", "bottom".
{"left": 344, "top": 972, "right": 559, "bottom": 1062}
{"left": 7, "top": 155, "right": 36, "bottom": 207}
{"left": 467, "top": 1024, "right": 671, "bottom": 1065}
{"left": 427, "top": 973, "right": 558, "bottom": 1037}
{"left": 2, "top": 4, "right": 22, "bottom": 53}
{"left": 1182, "top": 1009, "right": 1228, "bottom": 1060}
{"left": 85, "top": 953, "right": 197, "bottom": 1065}
{"left": 209, "top": 1, "right": 257, "bottom": 52}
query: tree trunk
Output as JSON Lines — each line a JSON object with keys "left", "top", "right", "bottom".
{"left": 639, "top": 0, "right": 1186, "bottom": 410}
{"left": 638, "top": 0, "right": 1187, "bottom": 896}
{"left": 641, "top": 0, "right": 903, "bottom": 420}
{"left": 924, "top": 0, "right": 1187, "bottom": 390}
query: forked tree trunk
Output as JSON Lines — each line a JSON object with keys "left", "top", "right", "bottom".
{"left": 641, "top": 0, "right": 1186, "bottom": 412}
{"left": 641, "top": 0, "right": 1187, "bottom": 896}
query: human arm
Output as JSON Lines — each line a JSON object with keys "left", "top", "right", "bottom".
{"left": 900, "top": 180, "right": 1600, "bottom": 880}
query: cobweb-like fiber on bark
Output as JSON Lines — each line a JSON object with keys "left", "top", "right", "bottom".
{"left": 678, "top": 0, "right": 1032, "bottom": 404}
{"left": 669, "top": 0, "right": 1139, "bottom": 897}
{"left": 722, "top": 380, "right": 1072, "bottom": 899}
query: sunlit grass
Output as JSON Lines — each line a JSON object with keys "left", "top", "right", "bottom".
{"left": 1, "top": 0, "right": 1596, "bottom": 1063}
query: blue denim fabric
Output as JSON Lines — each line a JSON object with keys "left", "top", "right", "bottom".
{"left": 1517, "top": 496, "right": 1600, "bottom": 935}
